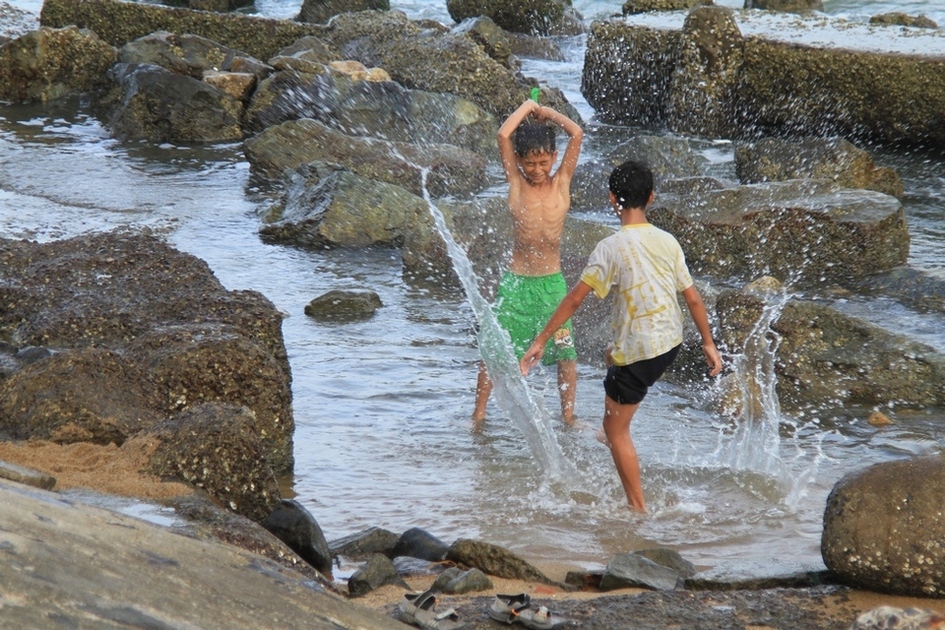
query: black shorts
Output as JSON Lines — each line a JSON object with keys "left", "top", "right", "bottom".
{"left": 603, "top": 345, "right": 681, "bottom": 405}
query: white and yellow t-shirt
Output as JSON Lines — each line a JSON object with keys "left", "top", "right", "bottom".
{"left": 580, "top": 223, "right": 693, "bottom": 366}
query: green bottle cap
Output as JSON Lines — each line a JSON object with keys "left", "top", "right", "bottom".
{"left": 530, "top": 87, "right": 540, "bottom": 103}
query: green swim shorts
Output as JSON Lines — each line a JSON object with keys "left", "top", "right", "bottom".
{"left": 495, "top": 271, "right": 577, "bottom": 366}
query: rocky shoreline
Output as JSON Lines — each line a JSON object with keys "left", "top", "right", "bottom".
{"left": 2, "top": 468, "right": 942, "bottom": 629}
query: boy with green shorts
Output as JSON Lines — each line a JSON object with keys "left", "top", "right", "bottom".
{"left": 472, "top": 97, "right": 583, "bottom": 427}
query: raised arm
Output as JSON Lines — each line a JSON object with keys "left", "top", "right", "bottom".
{"left": 498, "top": 99, "right": 541, "bottom": 183}
{"left": 534, "top": 105, "right": 583, "bottom": 181}
{"left": 681, "top": 285, "right": 723, "bottom": 377}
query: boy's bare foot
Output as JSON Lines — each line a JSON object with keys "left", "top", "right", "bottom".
{"left": 472, "top": 411, "right": 486, "bottom": 430}
{"left": 562, "top": 413, "right": 576, "bottom": 427}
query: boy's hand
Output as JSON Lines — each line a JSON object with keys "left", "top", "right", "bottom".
{"left": 532, "top": 105, "right": 553, "bottom": 122}
{"left": 520, "top": 342, "right": 544, "bottom": 375}
{"left": 703, "top": 342, "right": 723, "bottom": 377}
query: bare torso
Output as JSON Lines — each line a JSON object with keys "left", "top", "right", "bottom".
{"left": 507, "top": 175, "right": 570, "bottom": 276}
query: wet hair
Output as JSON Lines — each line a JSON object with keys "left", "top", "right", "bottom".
{"left": 513, "top": 122, "right": 556, "bottom": 157}
{"left": 609, "top": 160, "right": 654, "bottom": 209}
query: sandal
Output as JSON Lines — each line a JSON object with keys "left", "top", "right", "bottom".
{"left": 517, "top": 604, "right": 558, "bottom": 630}
{"left": 399, "top": 589, "right": 472, "bottom": 630}
{"left": 399, "top": 588, "right": 439, "bottom": 622}
{"left": 489, "top": 592, "right": 531, "bottom": 620}
{"left": 400, "top": 589, "right": 437, "bottom": 622}
{"left": 488, "top": 593, "right": 560, "bottom": 629}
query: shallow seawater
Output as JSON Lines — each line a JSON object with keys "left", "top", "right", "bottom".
{"left": 1, "top": 0, "right": 944, "bottom": 578}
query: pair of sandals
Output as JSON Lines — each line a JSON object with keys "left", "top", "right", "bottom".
{"left": 489, "top": 593, "right": 559, "bottom": 629}
{"left": 398, "top": 588, "right": 472, "bottom": 630}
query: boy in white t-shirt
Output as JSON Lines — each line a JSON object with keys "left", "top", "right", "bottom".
{"left": 520, "top": 160, "right": 722, "bottom": 513}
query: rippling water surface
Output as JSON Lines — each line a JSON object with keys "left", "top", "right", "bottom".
{"left": 1, "top": 0, "right": 944, "bottom": 578}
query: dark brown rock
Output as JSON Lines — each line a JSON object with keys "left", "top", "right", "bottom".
{"left": 0, "top": 347, "right": 164, "bottom": 445}
{"left": 447, "top": 538, "right": 568, "bottom": 588}
{"left": 446, "top": 0, "right": 584, "bottom": 36}
{"left": 244, "top": 118, "right": 488, "bottom": 198}
{"left": 40, "top": 0, "right": 327, "bottom": 61}
{"left": 734, "top": 136, "right": 904, "bottom": 198}
{"left": 0, "top": 230, "right": 295, "bottom": 475}
{"left": 822, "top": 455, "right": 945, "bottom": 597}
{"left": 139, "top": 402, "right": 282, "bottom": 522}
{"left": 0, "top": 25, "right": 117, "bottom": 102}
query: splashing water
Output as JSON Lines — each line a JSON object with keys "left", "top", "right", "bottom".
{"left": 714, "top": 283, "right": 824, "bottom": 509}
{"left": 417, "top": 169, "right": 578, "bottom": 482}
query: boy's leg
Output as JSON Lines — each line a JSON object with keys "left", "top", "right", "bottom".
{"left": 473, "top": 361, "right": 492, "bottom": 426}
{"left": 557, "top": 359, "right": 577, "bottom": 425}
{"left": 602, "top": 394, "right": 646, "bottom": 512}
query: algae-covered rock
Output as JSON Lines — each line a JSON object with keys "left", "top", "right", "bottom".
{"left": 244, "top": 118, "right": 488, "bottom": 197}
{"left": 823, "top": 455, "right": 945, "bottom": 597}
{"left": 0, "top": 26, "right": 116, "bottom": 102}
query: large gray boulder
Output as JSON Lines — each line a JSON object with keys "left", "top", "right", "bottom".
{"left": 103, "top": 62, "right": 245, "bottom": 142}
{"left": 244, "top": 118, "right": 488, "bottom": 197}
{"left": 260, "top": 163, "right": 428, "bottom": 248}
{"left": 715, "top": 287, "right": 945, "bottom": 413}
{"left": 600, "top": 552, "right": 683, "bottom": 591}
{"left": 0, "top": 230, "right": 295, "bottom": 475}
{"left": 648, "top": 179, "right": 909, "bottom": 287}
{"left": 0, "top": 26, "right": 117, "bottom": 102}
{"left": 137, "top": 403, "right": 282, "bottom": 522}
{"left": 582, "top": 11, "right": 945, "bottom": 148}
{"left": 0, "top": 480, "right": 406, "bottom": 628}
{"left": 447, "top": 538, "right": 564, "bottom": 587}
{"left": 734, "top": 136, "right": 903, "bottom": 197}
{"left": 667, "top": 6, "right": 744, "bottom": 139}
{"left": 770, "top": 300, "right": 945, "bottom": 410}
{"left": 445, "top": 0, "right": 584, "bottom": 36}
{"left": 245, "top": 64, "right": 498, "bottom": 157}
{"left": 41, "top": 0, "right": 327, "bottom": 61}
{"left": 822, "top": 455, "right": 945, "bottom": 597}
{"left": 118, "top": 30, "right": 271, "bottom": 80}
{"left": 321, "top": 9, "right": 561, "bottom": 119}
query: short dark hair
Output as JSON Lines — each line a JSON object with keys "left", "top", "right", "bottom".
{"left": 608, "top": 160, "right": 654, "bottom": 209}
{"left": 513, "top": 122, "right": 556, "bottom": 157}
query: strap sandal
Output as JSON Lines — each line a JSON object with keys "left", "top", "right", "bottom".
{"left": 488, "top": 595, "right": 560, "bottom": 629}
{"left": 490, "top": 592, "right": 531, "bottom": 620}
{"left": 398, "top": 588, "right": 439, "bottom": 625}
{"left": 517, "top": 604, "right": 558, "bottom": 629}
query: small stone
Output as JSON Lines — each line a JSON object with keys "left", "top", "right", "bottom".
{"left": 867, "top": 411, "right": 894, "bottom": 427}
{"left": 304, "top": 290, "right": 382, "bottom": 320}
